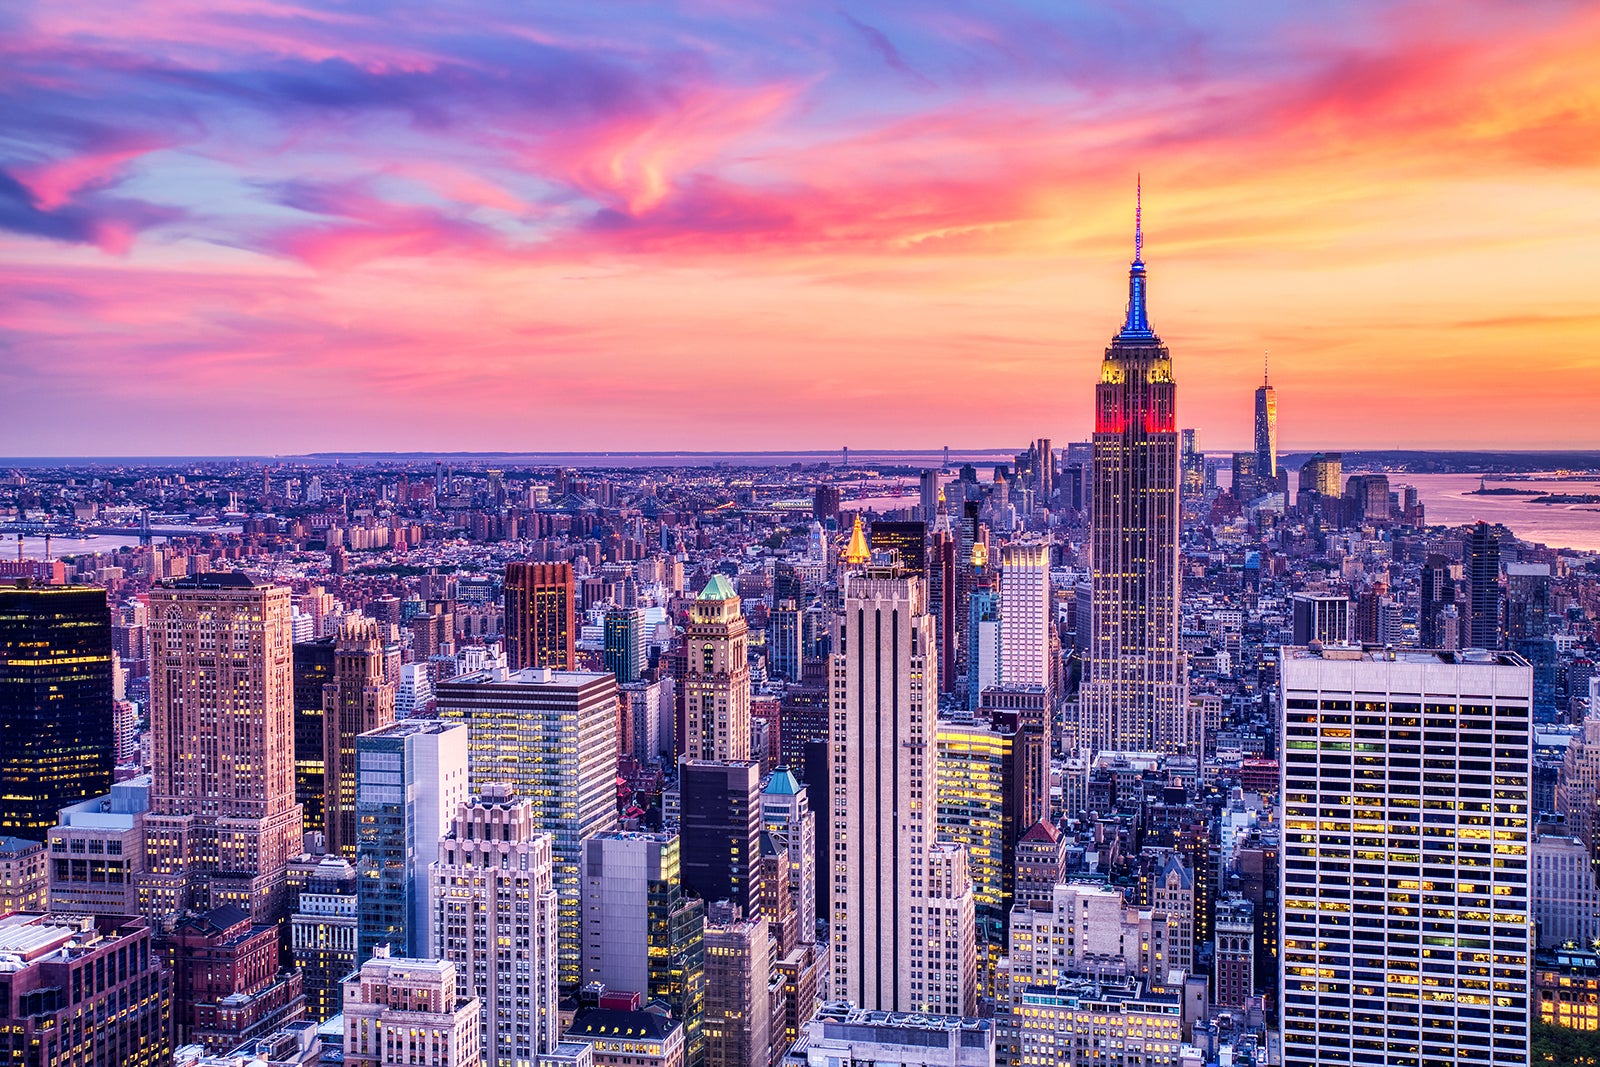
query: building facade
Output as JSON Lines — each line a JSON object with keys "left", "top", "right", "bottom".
{"left": 322, "top": 618, "right": 395, "bottom": 858}
{"left": 355, "top": 719, "right": 468, "bottom": 961}
{"left": 1279, "top": 647, "right": 1533, "bottom": 1067}
{"left": 505, "top": 562, "right": 576, "bottom": 671}
{"left": 0, "top": 586, "right": 115, "bottom": 841}
{"left": 437, "top": 668, "right": 619, "bottom": 988}
{"left": 431, "top": 784, "right": 562, "bottom": 1066}
{"left": 682, "top": 575, "right": 752, "bottom": 762}
{"left": 831, "top": 570, "right": 978, "bottom": 1015}
{"left": 142, "top": 574, "right": 303, "bottom": 925}
{"left": 342, "top": 951, "right": 482, "bottom": 1067}
{"left": 1080, "top": 200, "right": 1188, "bottom": 755}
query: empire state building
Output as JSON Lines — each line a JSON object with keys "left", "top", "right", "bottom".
{"left": 1081, "top": 188, "right": 1190, "bottom": 754}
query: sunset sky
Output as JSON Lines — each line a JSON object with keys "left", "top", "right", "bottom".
{"left": 2, "top": 0, "right": 1598, "bottom": 456}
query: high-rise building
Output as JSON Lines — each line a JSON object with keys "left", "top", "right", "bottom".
{"left": 1290, "top": 594, "right": 1352, "bottom": 646}
{"left": 1254, "top": 359, "right": 1277, "bottom": 482}
{"left": 870, "top": 521, "right": 927, "bottom": 579}
{"left": 0, "top": 586, "right": 114, "bottom": 840}
{"left": 760, "top": 769, "right": 817, "bottom": 945}
{"left": 505, "top": 562, "right": 575, "bottom": 670}
{"left": 431, "top": 784, "right": 561, "bottom": 1065}
{"left": 1532, "top": 833, "right": 1600, "bottom": 949}
{"left": 1013, "top": 820, "right": 1066, "bottom": 907}
{"left": 1467, "top": 521, "right": 1504, "bottom": 650}
{"left": 831, "top": 569, "right": 978, "bottom": 1015}
{"left": 1298, "top": 452, "right": 1343, "bottom": 498}
{"left": 679, "top": 760, "right": 764, "bottom": 917}
{"left": 323, "top": 617, "right": 395, "bottom": 857}
{"left": 1180, "top": 429, "right": 1205, "bottom": 498}
{"left": 342, "top": 951, "right": 483, "bottom": 1067}
{"left": 291, "top": 855, "right": 359, "bottom": 1022}
{"left": 1279, "top": 646, "right": 1532, "bottom": 1067}
{"left": 167, "top": 903, "right": 306, "bottom": 1051}
{"left": 355, "top": 718, "right": 468, "bottom": 961}
{"left": 1213, "top": 894, "right": 1255, "bottom": 1009}
{"left": 682, "top": 575, "right": 751, "bottom": 762}
{"left": 919, "top": 470, "right": 940, "bottom": 523}
{"left": 0, "top": 913, "right": 172, "bottom": 1067}
{"left": 142, "top": 574, "right": 303, "bottom": 925}
{"left": 997, "top": 543, "right": 1051, "bottom": 694}
{"left": 580, "top": 831, "right": 706, "bottom": 1066}
{"left": 605, "top": 607, "right": 647, "bottom": 685}
{"left": 968, "top": 580, "right": 1000, "bottom": 713}
{"left": 935, "top": 717, "right": 1028, "bottom": 994}
{"left": 437, "top": 668, "right": 619, "bottom": 988}
{"left": 701, "top": 902, "right": 771, "bottom": 1067}
{"left": 292, "top": 636, "right": 338, "bottom": 836}
{"left": 1081, "top": 192, "right": 1188, "bottom": 755}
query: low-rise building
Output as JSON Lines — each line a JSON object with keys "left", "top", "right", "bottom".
{"left": 342, "top": 949, "right": 482, "bottom": 1067}
{"left": 785, "top": 1003, "right": 995, "bottom": 1067}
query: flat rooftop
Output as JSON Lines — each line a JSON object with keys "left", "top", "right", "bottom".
{"left": 1283, "top": 645, "right": 1529, "bottom": 668}
{"left": 443, "top": 668, "right": 613, "bottom": 688}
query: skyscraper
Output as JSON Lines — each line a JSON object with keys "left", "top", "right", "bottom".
{"left": 291, "top": 855, "right": 359, "bottom": 1022}
{"left": 0, "top": 585, "right": 114, "bottom": 840}
{"left": 1279, "top": 646, "right": 1532, "bottom": 1067}
{"left": 830, "top": 569, "right": 978, "bottom": 1014}
{"left": 505, "top": 562, "right": 575, "bottom": 670}
{"left": 679, "top": 760, "right": 764, "bottom": 917}
{"left": 436, "top": 668, "right": 619, "bottom": 988}
{"left": 682, "top": 575, "right": 751, "bottom": 762}
{"left": 142, "top": 574, "right": 303, "bottom": 925}
{"left": 580, "top": 831, "right": 706, "bottom": 1066}
{"left": 702, "top": 901, "right": 772, "bottom": 1067}
{"left": 292, "top": 636, "right": 337, "bottom": 836}
{"left": 1467, "top": 521, "right": 1504, "bottom": 650}
{"left": 760, "top": 768, "right": 817, "bottom": 944}
{"left": 1254, "top": 355, "right": 1277, "bottom": 482}
{"left": 431, "top": 783, "right": 561, "bottom": 1065}
{"left": 323, "top": 617, "right": 395, "bottom": 857}
{"left": 869, "top": 520, "right": 927, "bottom": 579}
{"left": 604, "top": 606, "right": 647, "bottom": 684}
{"left": 355, "top": 718, "right": 469, "bottom": 961}
{"left": 1081, "top": 187, "right": 1188, "bottom": 754}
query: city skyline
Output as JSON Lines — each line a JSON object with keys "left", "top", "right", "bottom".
{"left": 4, "top": 2, "right": 1600, "bottom": 455}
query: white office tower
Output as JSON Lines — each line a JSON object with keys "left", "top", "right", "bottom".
{"left": 395, "top": 662, "right": 433, "bottom": 718}
{"left": 1532, "top": 832, "right": 1600, "bottom": 949}
{"left": 1280, "top": 647, "right": 1532, "bottom": 1067}
{"left": 431, "top": 784, "right": 561, "bottom": 1066}
{"left": 997, "top": 543, "right": 1051, "bottom": 692}
{"left": 761, "top": 768, "right": 817, "bottom": 942}
{"left": 831, "top": 570, "right": 978, "bottom": 1015}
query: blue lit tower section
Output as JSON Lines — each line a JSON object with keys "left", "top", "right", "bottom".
{"left": 1081, "top": 183, "right": 1190, "bottom": 754}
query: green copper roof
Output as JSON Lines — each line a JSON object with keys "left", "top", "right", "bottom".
{"left": 698, "top": 573, "right": 737, "bottom": 600}
{"left": 764, "top": 768, "right": 802, "bottom": 795}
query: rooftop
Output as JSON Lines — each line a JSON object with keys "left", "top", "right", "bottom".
{"left": 443, "top": 667, "right": 613, "bottom": 689}
{"left": 1283, "top": 645, "right": 1529, "bottom": 667}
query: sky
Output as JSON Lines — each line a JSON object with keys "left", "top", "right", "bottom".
{"left": 2, "top": 0, "right": 1598, "bottom": 457}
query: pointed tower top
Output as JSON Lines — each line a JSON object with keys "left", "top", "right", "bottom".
{"left": 843, "top": 513, "right": 871, "bottom": 566}
{"left": 1263, "top": 350, "right": 1270, "bottom": 386}
{"left": 1115, "top": 177, "right": 1157, "bottom": 342}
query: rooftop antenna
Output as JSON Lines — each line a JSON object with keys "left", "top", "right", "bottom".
{"left": 1134, "top": 173, "right": 1143, "bottom": 262}
{"left": 1264, "top": 350, "right": 1270, "bottom": 386}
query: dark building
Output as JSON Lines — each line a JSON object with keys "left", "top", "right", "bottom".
{"left": 868, "top": 520, "right": 926, "bottom": 578}
{"left": 292, "top": 636, "right": 337, "bottom": 837}
{"left": 1466, "top": 521, "right": 1503, "bottom": 650}
{"left": 1419, "top": 554, "right": 1463, "bottom": 650}
{"left": 927, "top": 529, "right": 958, "bottom": 696}
{"left": 505, "top": 561, "right": 576, "bottom": 670}
{"left": 679, "top": 760, "right": 763, "bottom": 917}
{"left": 778, "top": 661, "right": 829, "bottom": 773}
{"left": 0, "top": 586, "right": 114, "bottom": 840}
{"left": 0, "top": 913, "right": 172, "bottom": 1067}
{"left": 811, "top": 484, "right": 840, "bottom": 522}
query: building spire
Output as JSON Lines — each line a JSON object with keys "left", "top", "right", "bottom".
{"left": 1116, "top": 177, "right": 1156, "bottom": 341}
{"left": 1134, "top": 172, "right": 1143, "bottom": 264}
{"left": 1264, "top": 349, "right": 1270, "bottom": 386}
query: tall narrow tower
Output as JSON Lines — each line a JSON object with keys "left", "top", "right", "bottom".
{"left": 1082, "top": 184, "right": 1189, "bottom": 754}
{"left": 1254, "top": 352, "right": 1278, "bottom": 482}
{"left": 683, "top": 575, "right": 751, "bottom": 762}
{"left": 322, "top": 616, "right": 395, "bottom": 858}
